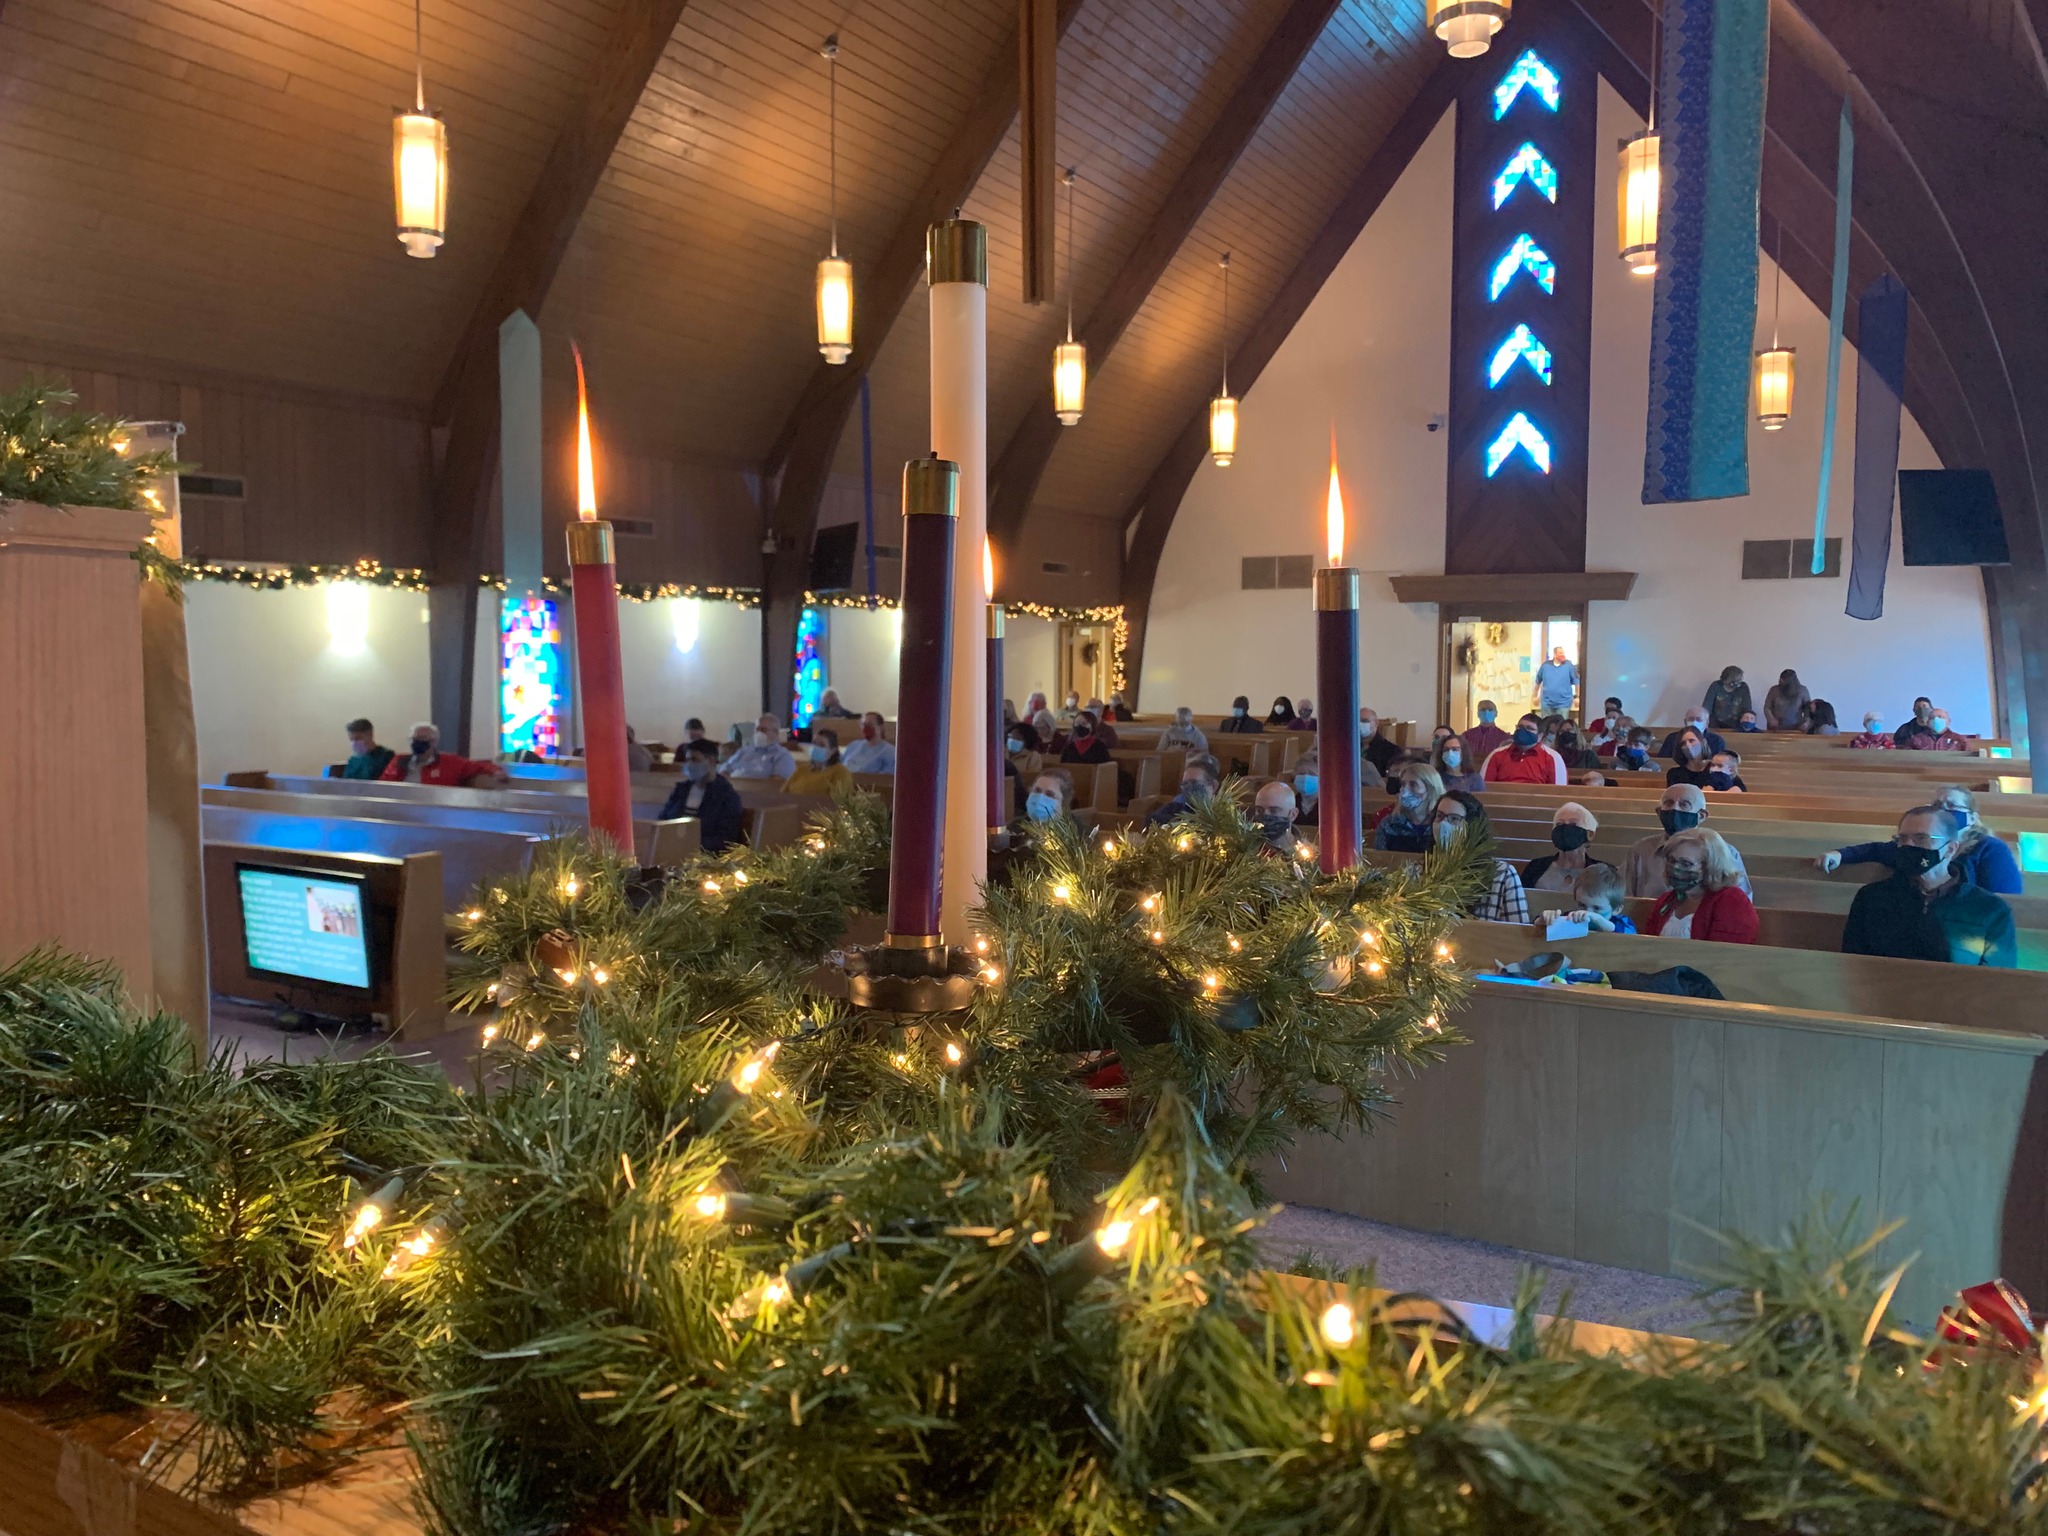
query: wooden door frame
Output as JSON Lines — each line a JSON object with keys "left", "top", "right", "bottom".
{"left": 1435, "top": 601, "right": 1593, "bottom": 728}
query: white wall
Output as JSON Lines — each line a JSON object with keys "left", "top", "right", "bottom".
{"left": 1140, "top": 87, "right": 1998, "bottom": 734}
{"left": 616, "top": 597, "right": 762, "bottom": 742}
{"left": 186, "top": 582, "right": 433, "bottom": 781}
{"left": 1004, "top": 615, "right": 1060, "bottom": 713}
{"left": 824, "top": 606, "right": 902, "bottom": 718}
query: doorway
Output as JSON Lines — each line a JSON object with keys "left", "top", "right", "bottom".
{"left": 1440, "top": 609, "right": 1585, "bottom": 730}
{"left": 1057, "top": 621, "right": 1113, "bottom": 705}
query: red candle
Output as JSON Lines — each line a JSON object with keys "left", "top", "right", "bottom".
{"left": 1315, "top": 444, "right": 1361, "bottom": 870}
{"left": 986, "top": 605, "right": 1005, "bottom": 832}
{"left": 886, "top": 457, "right": 960, "bottom": 944}
{"left": 567, "top": 346, "right": 635, "bottom": 858}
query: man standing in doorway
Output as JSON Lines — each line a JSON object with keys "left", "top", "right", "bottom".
{"left": 1534, "top": 645, "right": 1579, "bottom": 719}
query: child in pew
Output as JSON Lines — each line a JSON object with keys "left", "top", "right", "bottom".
{"left": 1565, "top": 863, "right": 1636, "bottom": 934}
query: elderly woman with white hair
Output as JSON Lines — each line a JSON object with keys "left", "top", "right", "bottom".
{"left": 1157, "top": 706, "right": 1209, "bottom": 753}
{"left": 1517, "top": 800, "right": 1611, "bottom": 893}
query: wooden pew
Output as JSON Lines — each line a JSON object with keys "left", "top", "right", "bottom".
{"left": 201, "top": 803, "right": 543, "bottom": 911}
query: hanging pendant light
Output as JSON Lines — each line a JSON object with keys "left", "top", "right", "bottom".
{"left": 1427, "top": 0, "right": 1511, "bottom": 59}
{"left": 1052, "top": 167, "right": 1086, "bottom": 426}
{"left": 392, "top": 0, "right": 447, "bottom": 258}
{"left": 1209, "top": 253, "right": 1238, "bottom": 468}
{"left": 1617, "top": 4, "right": 1660, "bottom": 273}
{"left": 816, "top": 36, "right": 854, "bottom": 364}
{"left": 1755, "top": 225, "right": 1795, "bottom": 429}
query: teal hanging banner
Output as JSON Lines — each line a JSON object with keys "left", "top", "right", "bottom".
{"left": 1642, "top": 0, "right": 1771, "bottom": 505}
{"left": 1809, "top": 99, "right": 1855, "bottom": 573}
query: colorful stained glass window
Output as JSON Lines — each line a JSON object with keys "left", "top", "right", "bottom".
{"left": 1484, "top": 413, "right": 1553, "bottom": 476}
{"left": 792, "top": 606, "right": 828, "bottom": 728}
{"left": 500, "top": 594, "right": 563, "bottom": 758}
{"left": 1492, "top": 143, "right": 1558, "bottom": 209}
{"left": 1487, "top": 325, "right": 1553, "bottom": 387}
{"left": 1493, "top": 51, "right": 1561, "bottom": 118}
{"left": 1488, "top": 234, "right": 1556, "bottom": 301}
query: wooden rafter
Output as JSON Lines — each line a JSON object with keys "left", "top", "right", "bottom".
{"left": 424, "top": 0, "right": 693, "bottom": 748}
{"left": 1118, "top": 60, "right": 1460, "bottom": 704}
{"left": 756, "top": 0, "right": 1086, "bottom": 718}
{"left": 985, "top": 0, "right": 1346, "bottom": 556}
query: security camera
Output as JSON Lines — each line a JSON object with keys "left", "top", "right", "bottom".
{"left": 1426, "top": 413, "right": 1447, "bottom": 434}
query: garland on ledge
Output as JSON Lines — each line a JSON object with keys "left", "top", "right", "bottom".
{"left": 6, "top": 798, "right": 2034, "bottom": 1534}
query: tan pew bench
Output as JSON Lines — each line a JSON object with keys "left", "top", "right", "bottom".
{"left": 1263, "top": 944, "right": 2047, "bottom": 1324}
{"left": 201, "top": 802, "right": 543, "bottom": 914}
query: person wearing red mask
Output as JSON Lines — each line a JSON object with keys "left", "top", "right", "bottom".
{"left": 840, "top": 710, "right": 896, "bottom": 774}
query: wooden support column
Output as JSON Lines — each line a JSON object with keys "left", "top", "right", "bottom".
{"left": 758, "top": 0, "right": 1084, "bottom": 720}
{"left": 987, "top": 0, "right": 1345, "bottom": 557}
{"left": 1119, "top": 63, "right": 1459, "bottom": 706}
{"left": 426, "top": 0, "right": 692, "bottom": 752}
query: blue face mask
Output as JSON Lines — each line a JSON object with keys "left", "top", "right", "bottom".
{"left": 1025, "top": 792, "right": 1060, "bottom": 822}
{"left": 809, "top": 745, "right": 830, "bottom": 764}
{"left": 1478, "top": 708, "right": 1497, "bottom": 725}
{"left": 1513, "top": 727, "right": 1539, "bottom": 749}
{"left": 1295, "top": 774, "right": 1318, "bottom": 797}
{"left": 1006, "top": 737, "right": 1025, "bottom": 754}
{"left": 1621, "top": 746, "right": 1646, "bottom": 764}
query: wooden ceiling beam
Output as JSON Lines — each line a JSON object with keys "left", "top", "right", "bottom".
{"left": 1117, "top": 59, "right": 1460, "bottom": 706}
{"left": 984, "top": 0, "right": 1346, "bottom": 557}
{"left": 756, "top": 0, "right": 1086, "bottom": 719}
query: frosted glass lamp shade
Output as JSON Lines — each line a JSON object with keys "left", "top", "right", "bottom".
{"left": 1428, "top": 0, "right": 1510, "bottom": 58}
{"left": 1209, "top": 394, "right": 1239, "bottom": 467}
{"left": 1052, "top": 340, "right": 1086, "bottom": 426}
{"left": 1755, "top": 347, "right": 1795, "bottom": 430}
{"left": 393, "top": 110, "right": 448, "bottom": 259}
{"left": 816, "top": 255, "right": 853, "bottom": 363}
{"left": 1618, "top": 131, "right": 1660, "bottom": 274}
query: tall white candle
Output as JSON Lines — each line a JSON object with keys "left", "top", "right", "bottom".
{"left": 928, "top": 220, "right": 989, "bottom": 948}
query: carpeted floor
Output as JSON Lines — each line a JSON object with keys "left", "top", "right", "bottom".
{"left": 1259, "top": 1203, "right": 1716, "bottom": 1338}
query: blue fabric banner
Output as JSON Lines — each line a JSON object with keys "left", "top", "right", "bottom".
{"left": 1643, "top": 0, "right": 1771, "bottom": 505}
{"left": 1809, "top": 99, "right": 1855, "bottom": 574}
{"left": 1847, "top": 274, "right": 1909, "bottom": 620}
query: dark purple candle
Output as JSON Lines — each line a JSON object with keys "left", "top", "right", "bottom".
{"left": 886, "top": 457, "right": 960, "bottom": 945}
{"left": 1314, "top": 568, "right": 1362, "bottom": 871}
{"left": 986, "top": 605, "right": 1005, "bottom": 833}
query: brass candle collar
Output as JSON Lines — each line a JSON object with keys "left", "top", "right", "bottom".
{"left": 986, "top": 603, "right": 1005, "bottom": 638}
{"left": 926, "top": 218, "right": 988, "bottom": 287}
{"left": 566, "top": 519, "right": 615, "bottom": 565}
{"left": 902, "top": 456, "right": 960, "bottom": 519}
{"left": 1313, "top": 567, "right": 1361, "bottom": 611}
{"left": 883, "top": 932, "right": 946, "bottom": 949}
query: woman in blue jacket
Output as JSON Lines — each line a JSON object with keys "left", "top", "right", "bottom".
{"left": 1815, "top": 786, "right": 2023, "bottom": 894}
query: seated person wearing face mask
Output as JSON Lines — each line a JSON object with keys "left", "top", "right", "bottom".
{"left": 1550, "top": 721, "right": 1602, "bottom": 772}
{"left": 813, "top": 688, "right": 857, "bottom": 720}
{"left": 1609, "top": 727, "right": 1662, "bottom": 774}
{"left": 1021, "top": 769, "right": 1078, "bottom": 829}
{"left": 1584, "top": 698, "right": 1627, "bottom": 752}
{"left": 1059, "top": 711, "right": 1115, "bottom": 766}
{"left": 1702, "top": 750, "right": 1748, "bottom": 793}
{"left": 1430, "top": 791, "right": 1527, "bottom": 924}
{"left": 1432, "top": 732, "right": 1486, "bottom": 795}
{"left": 784, "top": 728, "right": 853, "bottom": 796}
{"left": 1158, "top": 707, "right": 1208, "bottom": 752}
{"left": 1568, "top": 863, "right": 1637, "bottom": 934}
{"left": 1645, "top": 829, "right": 1758, "bottom": 943}
{"left": 379, "top": 722, "right": 509, "bottom": 787}
{"left": 1003, "top": 723, "right": 1046, "bottom": 783}
{"left": 1481, "top": 713, "right": 1568, "bottom": 785}
{"left": 1893, "top": 697, "right": 1939, "bottom": 749}
{"left": 1358, "top": 708, "right": 1402, "bottom": 777}
{"left": 1372, "top": 764, "right": 1442, "bottom": 853}
{"left": 1625, "top": 784, "right": 1752, "bottom": 898}
{"left": 725, "top": 715, "right": 799, "bottom": 780}
{"left": 1054, "top": 693, "right": 1084, "bottom": 727}
{"left": 659, "top": 740, "right": 745, "bottom": 855}
{"left": 1657, "top": 713, "right": 1727, "bottom": 760}
{"left": 840, "top": 712, "right": 897, "bottom": 774}
{"left": 1085, "top": 706, "right": 1120, "bottom": 749}
{"left": 1217, "top": 695, "right": 1263, "bottom": 734}
{"left": 1917, "top": 708, "right": 1970, "bottom": 751}
{"left": 1840, "top": 807, "right": 2017, "bottom": 967}
{"left": 1734, "top": 710, "right": 1765, "bottom": 734}
{"left": 1817, "top": 785, "right": 2023, "bottom": 895}
{"left": 1849, "top": 711, "right": 1896, "bottom": 749}
{"left": 1661, "top": 728, "right": 1717, "bottom": 785}
{"left": 339, "top": 718, "right": 396, "bottom": 780}
{"left": 1462, "top": 701, "right": 1509, "bottom": 762}
{"left": 1519, "top": 801, "right": 1611, "bottom": 892}
{"left": 1287, "top": 698, "right": 1316, "bottom": 731}
{"left": 1146, "top": 753, "right": 1222, "bottom": 827}
{"left": 1289, "top": 747, "right": 1321, "bottom": 826}
{"left": 1252, "top": 780, "right": 1309, "bottom": 860}
{"left": 1266, "top": 696, "right": 1298, "bottom": 728}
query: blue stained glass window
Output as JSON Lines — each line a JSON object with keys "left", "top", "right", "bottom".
{"left": 1494, "top": 51, "right": 1561, "bottom": 118}
{"left": 1492, "top": 143, "right": 1558, "bottom": 209}
{"left": 1485, "top": 413, "right": 1553, "bottom": 476}
{"left": 1488, "top": 325, "right": 1553, "bottom": 387}
{"left": 1488, "top": 234, "right": 1555, "bottom": 301}
{"left": 792, "top": 607, "right": 828, "bottom": 727}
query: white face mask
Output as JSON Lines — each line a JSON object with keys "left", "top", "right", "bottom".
{"left": 753, "top": 730, "right": 772, "bottom": 748}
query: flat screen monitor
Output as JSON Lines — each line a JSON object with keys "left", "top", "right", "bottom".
{"left": 235, "top": 862, "right": 374, "bottom": 991}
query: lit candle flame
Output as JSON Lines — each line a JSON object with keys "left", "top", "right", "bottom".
{"left": 983, "top": 536, "right": 995, "bottom": 602}
{"left": 1325, "top": 429, "right": 1345, "bottom": 567}
{"left": 573, "top": 342, "right": 597, "bottom": 522}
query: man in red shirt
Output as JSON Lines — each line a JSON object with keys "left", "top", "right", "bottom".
{"left": 1481, "top": 712, "right": 1568, "bottom": 785}
{"left": 379, "top": 723, "right": 510, "bottom": 788}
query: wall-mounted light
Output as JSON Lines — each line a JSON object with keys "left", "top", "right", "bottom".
{"left": 671, "top": 596, "right": 701, "bottom": 654}
{"left": 327, "top": 581, "right": 371, "bottom": 654}
{"left": 1209, "top": 252, "right": 1238, "bottom": 467}
{"left": 392, "top": 0, "right": 447, "bottom": 258}
{"left": 1428, "top": 0, "right": 1511, "bottom": 59}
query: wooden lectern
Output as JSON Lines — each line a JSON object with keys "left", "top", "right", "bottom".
{"left": 0, "top": 501, "right": 157, "bottom": 996}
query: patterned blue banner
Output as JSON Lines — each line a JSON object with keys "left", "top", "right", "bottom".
{"left": 1642, "top": 0, "right": 1771, "bottom": 505}
{"left": 1847, "top": 274, "right": 1909, "bottom": 620}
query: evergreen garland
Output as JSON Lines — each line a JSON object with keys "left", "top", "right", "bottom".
{"left": 0, "top": 795, "right": 2045, "bottom": 1533}
{"left": 0, "top": 380, "right": 180, "bottom": 511}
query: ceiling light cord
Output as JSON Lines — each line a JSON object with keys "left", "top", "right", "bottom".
{"left": 1063, "top": 167, "right": 1077, "bottom": 343}
{"left": 413, "top": 0, "right": 425, "bottom": 113}
{"left": 825, "top": 36, "right": 840, "bottom": 258}
{"left": 1219, "top": 252, "right": 1232, "bottom": 395}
